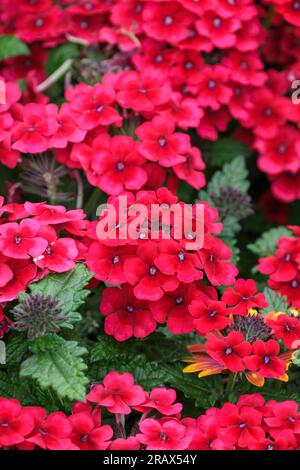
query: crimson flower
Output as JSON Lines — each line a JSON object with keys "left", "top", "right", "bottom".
{"left": 69, "top": 412, "right": 113, "bottom": 450}
{"left": 0, "top": 398, "right": 34, "bottom": 447}
{"left": 67, "top": 83, "right": 121, "bottom": 131}
{"left": 86, "top": 372, "right": 146, "bottom": 414}
{"left": 206, "top": 331, "right": 252, "bottom": 372}
{"left": 266, "top": 313, "right": 300, "bottom": 349}
{"left": 116, "top": 71, "right": 171, "bottom": 112}
{"left": 136, "top": 418, "right": 191, "bottom": 450}
{"left": 222, "top": 279, "right": 268, "bottom": 316}
{"left": 11, "top": 103, "right": 58, "bottom": 153}
{"left": 27, "top": 411, "right": 73, "bottom": 450}
{"left": 244, "top": 340, "right": 286, "bottom": 379}
{"left": 218, "top": 403, "right": 264, "bottom": 448}
{"left": 124, "top": 241, "right": 179, "bottom": 301}
{"left": 100, "top": 285, "right": 156, "bottom": 341}
{"left": 136, "top": 116, "right": 190, "bottom": 167}
{"left": 136, "top": 388, "right": 183, "bottom": 416}
{"left": 0, "top": 219, "right": 47, "bottom": 260}
{"left": 189, "top": 298, "right": 231, "bottom": 335}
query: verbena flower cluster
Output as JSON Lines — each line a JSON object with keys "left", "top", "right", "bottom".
{"left": 0, "top": 0, "right": 300, "bottom": 202}
{"left": 259, "top": 226, "right": 300, "bottom": 307}
{"left": 0, "top": 0, "right": 300, "bottom": 453}
{"left": 1, "top": 371, "right": 300, "bottom": 451}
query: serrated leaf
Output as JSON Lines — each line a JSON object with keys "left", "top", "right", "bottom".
{"left": 220, "top": 215, "right": 241, "bottom": 238}
{"left": 28, "top": 264, "right": 93, "bottom": 328}
{"left": 207, "top": 156, "right": 250, "bottom": 194}
{"left": 20, "top": 336, "right": 88, "bottom": 401}
{"left": 5, "top": 332, "right": 28, "bottom": 365}
{"left": 0, "top": 35, "right": 30, "bottom": 60}
{"left": 211, "top": 138, "right": 251, "bottom": 167}
{"left": 90, "top": 336, "right": 132, "bottom": 363}
{"left": 261, "top": 287, "right": 289, "bottom": 314}
{"left": 248, "top": 227, "right": 293, "bottom": 257}
{"left": 46, "top": 43, "right": 79, "bottom": 75}
{"left": 161, "top": 364, "right": 223, "bottom": 409}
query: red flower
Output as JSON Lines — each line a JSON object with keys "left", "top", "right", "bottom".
{"left": 11, "top": 103, "right": 58, "bottom": 153}
{"left": 116, "top": 71, "right": 171, "bottom": 112}
{"left": 189, "top": 298, "right": 231, "bottom": 335}
{"left": 196, "top": 11, "right": 241, "bottom": 48}
{"left": 142, "top": 2, "right": 193, "bottom": 43}
{"left": 244, "top": 340, "right": 286, "bottom": 379}
{"left": 148, "top": 283, "right": 204, "bottom": 335}
{"left": 87, "top": 243, "right": 135, "bottom": 285}
{"left": 110, "top": 436, "right": 140, "bottom": 450}
{"left": 67, "top": 83, "right": 121, "bottom": 131}
{"left": 49, "top": 103, "right": 86, "bottom": 149}
{"left": 154, "top": 239, "right": 203, "bottom": 283}
{"left": 124, "top": 241, "right": 179, "bottom": 301}
{"left": 222, "top": 51, "right": 266, "bottom": 86}
{"left": 264, "top": 401, "right": 300, "bottom": 438}
{"left": 0, "top": 259, "right": 37, "bottom": 303}
{"left": 256, "top": 126, "right": 300, "bottom": 176}
{"left": 34, "top": 238, "right": 78, "bottom": 273}
{"left": 0, "top": 219, "right": 47, "bottom": 260}
{"left": 136, "top": 418, "right": 191, "bottom": 450}
{"left": 100, "top": 285, "right": 156, "bottom": 341}
{"left": 136, "top": 388, "right": 182, "bottom": 416}
{"left": 0, "top": 398, "right": 34, "bottom": 447}
{"left": 86, "top": 372, "right": 146, "bottom": 414}
{"left": 206, "top": 332, "right": 252, "bottom": 372}
{"left": 218, "top": 403, "right": 264, "bottom": 448}
{"left": 69, "top": 412, "right": 113, "bottom": 450}
{"left": 222, "top": 279, "right": 268, "bottom": 316}
{"left": 136, "top": 116, "right": 190, "bottom": 167}
{"left": 198, "top": 235, "right": 238, "bottom": 286}
{"left": 266, "top": 313, "right": 300, "bottom": 349}
{"left": 85, "top": 135, "right": 147, "bottom": 195}
{"left": 258, "top": 237, "right": 299, "bottom": 283}
{"left": 173, "top": 146, "right": 206, "bottom": 190}
{"left": 27, "top": 411, "right": 73, "bottom": 450}
{"left": 193, "top": 65, "right": 232, "bottom": 111}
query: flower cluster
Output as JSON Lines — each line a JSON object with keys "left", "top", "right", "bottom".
{"left": 0, "top": 372, "right": 299, "bottom": 451}
{"left": 0, "top": 197, "right": 87, "bottom": 306}
{"left": 86, "top": 187, "right": 239, "bottom": 341}
{"left": 1, "top": 1, "right": 300, "bottom": 203}
{"left": 184, "top": 303, "right": 299, "bottom": 387}
{"left": 258, "top": 226, "right": 300, "bottom": 307}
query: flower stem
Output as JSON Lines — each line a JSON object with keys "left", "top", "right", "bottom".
{"left": 35, "top": 59, "right": 73, "bottom": 93}
{"left": 225, "top": 373, "right": 237, "bottom": 400}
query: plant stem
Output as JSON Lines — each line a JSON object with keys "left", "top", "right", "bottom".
{"left": 35, "top": 59, "right": 73, "bottom": 93}
{"left": 73, "top": 170, "right": 84, "bottom": 209}
{"left": 225, "top": 373, "right": 237, "bottom": 400}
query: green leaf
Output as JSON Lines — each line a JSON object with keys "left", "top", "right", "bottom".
{"left": 161, "top": 364, "right": 223, "bottom": 409}
{"left": 20, "top": 335, "right": 88, "bottom": 401}
{"left": 211, "top": 138, "right": 251, "bottom": 167}
{"left": 46, "top": 43, "right": 79, "bottom": 75}
{"left": 90, "top": 336, "right": 134, "bottom": 363}
{"left": 248, "top": 227, "right": 293, "bottom": 258}
{"left": 28, "top": 264, "right": 93, "bottom": 328}
{"left": 5, "top": 332, "right": 28, "bottom": 365}
{"left": 207, "top": 156, "right": 250, "bottom": 195}
{"left": 261, "top": 287, "right": 289, "bottom": 314}
{"left": 0, "top": 36, "right": 30, "bottom": 60}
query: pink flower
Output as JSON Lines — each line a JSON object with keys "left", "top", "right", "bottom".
{"left": 136, "top": 418, "right": 191, "bottom": 450}
{"left": 86, "top": 372, "right": 146, "bottom": 414}
{"left": 0, "top": 219, "right": 48, "bottom": 260}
